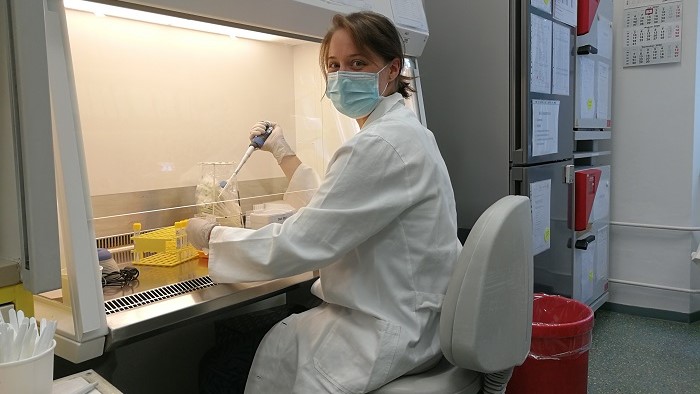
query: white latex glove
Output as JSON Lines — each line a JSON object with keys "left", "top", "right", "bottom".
{"left": 186, "top": 217, "right": 217, "bottom": 251}
{"left": 250, "top": 121, "right": 295, "bottom": 164}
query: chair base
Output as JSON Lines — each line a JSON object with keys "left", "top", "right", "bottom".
{"left": 371, "top": 358, "right": 482, "bottom": 394}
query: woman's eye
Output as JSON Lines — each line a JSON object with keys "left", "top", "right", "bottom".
{"left": 327, "top": 63, "right": 339, "bottom": 71}
{"left": 351, "top": 60, "right": 365, "bottom": 68}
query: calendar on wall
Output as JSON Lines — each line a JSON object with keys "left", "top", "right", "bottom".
{"left": 623, "top": 0, "right": 682, "bottom": 67}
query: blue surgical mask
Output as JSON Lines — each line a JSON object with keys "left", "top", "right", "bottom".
{"left": 325, "top": 64, "right": 390, "bottom": 119}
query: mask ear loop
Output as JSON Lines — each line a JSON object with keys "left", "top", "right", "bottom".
{"left": 378, "top": 62, "right": 392, "bottom": 96}
{"left": 380, "top": 81, "right": 390, "bottom": 96}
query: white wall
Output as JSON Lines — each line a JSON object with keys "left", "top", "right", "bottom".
{"left": 66, "top": 9, "right": 328, "bottom": 196}
{"left": 610, "top": 0, "right": 700, "bottom": 314}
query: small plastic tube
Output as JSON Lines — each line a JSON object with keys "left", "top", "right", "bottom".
{"left": 175, "top": 221, "right": 184, "bottom": 249}
{"left": 182, "top": 218, "right": 189, "bottom": 246}
{"left": 132, "top": 222, "right": 142, "bottom": 263}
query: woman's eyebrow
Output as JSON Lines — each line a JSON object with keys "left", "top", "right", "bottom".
{"left": 328, "top": 53, "right": 366, "bottom": 59}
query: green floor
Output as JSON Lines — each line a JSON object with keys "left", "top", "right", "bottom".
{"left": 588, "top": 309, "right": 700, "bottom": 393}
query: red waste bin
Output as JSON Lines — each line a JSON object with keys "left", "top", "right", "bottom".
{"left": 506, "top": 294, "right": 594, "bottom": 394}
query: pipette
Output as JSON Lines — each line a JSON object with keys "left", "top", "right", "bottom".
{"left": 218, "top": 122, "right": 274, "bottom": 198}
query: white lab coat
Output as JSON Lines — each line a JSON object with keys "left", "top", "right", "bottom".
{"left": 281, "top": 162, "right": 320, "bottom": 211}
{"left": 208, "top": 93, "right": 461, "bottom": 393}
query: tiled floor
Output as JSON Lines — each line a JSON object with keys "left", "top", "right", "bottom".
{"left": 588, "top": 309, "right": 700, "bottom": 393}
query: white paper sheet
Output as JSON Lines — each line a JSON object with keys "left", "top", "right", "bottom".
{"left": 624, "top": 0, "right": 679, "bottom": 10}
{"left": 597, "top": 16, "right": 613, "bottom": 59}
{"left": 552, "top": 22, "right": 570, "bottom": 96}
{"left": 52, "top": 377, "right": 100, "bottom": 394}
{"left": 390, "top": 0, "right": 428, "bottom": 33}
{"left": 554, "top": 0, "right": 577, "bottom": 27}
{"left": 596, "top": 62, "right": 610, "bottom": 120}
{"left": 623, "top": 1, "right": 683, "bottom": 66}
{"left": 532, "top": 99, "right": 560, "bottom": 156}
{"left": 530, "top": 14, "right": 553, "bottom": 94}
{"left": 531, "top": 0, "right": 552, "bottom": 14}
{"left": 591, "top": 167, "right": 610, "bottom": 221}
{"left": 596, "top": 226, "right": 609, "bottom": 281}
{"left": 580, "top": 244, "right": 595, "bottom": 301}
{"left": 530, "top": 179, "right": 552, "bottom": 255}
{"left": 578, "top": 57, "right": 596, "bottom": 119}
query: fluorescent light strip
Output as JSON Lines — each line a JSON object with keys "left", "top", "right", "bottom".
{"left": 63, "top": 0, "right": 278, "bottom": 41}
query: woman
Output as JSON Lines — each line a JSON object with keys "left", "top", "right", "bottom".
{"left": 188, "top": 11, "right": 461, "bottom": 393}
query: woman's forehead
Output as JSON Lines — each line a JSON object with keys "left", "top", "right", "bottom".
{"left": 329, "top": 29, "right": 358, "bottom": 55}
{"left": 328, "top": 28, "right": 378, "bottom": 61}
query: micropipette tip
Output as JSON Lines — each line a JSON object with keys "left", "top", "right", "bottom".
{"left": 218, "top": 146, "right": 255, "bottom": 199}
{"left": 217, "top": 123, "right": 273, "bottom": 199}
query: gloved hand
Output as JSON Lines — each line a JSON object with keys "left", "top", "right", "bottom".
{"left": 250, "top": 121, "right": 295, "bottom": 164}
{"left": 186, "top": 217, "right": 217, "bottom": 251}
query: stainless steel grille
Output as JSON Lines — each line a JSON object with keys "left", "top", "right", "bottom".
{"left": 96, "top": 233, "right": 132, "bottom": 249}
{"left": 96, "top": 230, "right": 159, "bottom": 264}
{"left": 96, "top": 232, "right": 134, "bottom": 264}
{"left": 110, "top": 249, "right": 131, "bottom": 265}
{"left": 104, "top": 276, "right": 216, "bottom": 315}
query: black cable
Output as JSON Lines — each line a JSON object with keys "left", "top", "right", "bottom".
{"left": 102, "top": 267, "right": 140, "bottom": 287}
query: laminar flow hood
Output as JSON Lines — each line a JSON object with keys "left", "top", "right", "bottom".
{"left": 2, "top": 0, "right": 431, "bottom": 365}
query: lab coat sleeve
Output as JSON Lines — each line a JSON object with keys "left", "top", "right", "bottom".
{"left": 208, "top": 132, "right": 414, "bottom": 283}
{"left": 283, "top": 163, "right": 320, "bottom": 210}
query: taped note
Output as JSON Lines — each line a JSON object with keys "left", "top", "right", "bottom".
{"left": 530, "top": 179, "right": 552, "bottom": 255}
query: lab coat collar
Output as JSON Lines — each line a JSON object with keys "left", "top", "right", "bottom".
{"left": 362, "top": 93, "right": 405, "bottom": 130}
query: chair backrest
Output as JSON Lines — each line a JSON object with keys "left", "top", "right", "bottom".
{"left": 439, "top": 195, "right": 533, "bottom": 374}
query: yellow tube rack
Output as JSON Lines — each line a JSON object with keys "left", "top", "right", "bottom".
{"left": 132, "top": 221, "right": 198, "bottom": 267}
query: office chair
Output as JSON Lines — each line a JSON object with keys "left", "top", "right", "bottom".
{"left": 372, "top": 195, "right": 534, "bottom": 394}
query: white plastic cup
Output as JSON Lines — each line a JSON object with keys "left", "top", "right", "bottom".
{"left": 0, "top": 339, "right": 56, "bottom": 394}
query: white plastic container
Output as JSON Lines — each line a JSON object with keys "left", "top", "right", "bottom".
{"left": 0, "top": 339, "right": 56, "bottom": 393}
{"left": 245, "top": 202, "right": 296, "bottom": 230}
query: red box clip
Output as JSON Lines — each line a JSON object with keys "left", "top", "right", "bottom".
{"left": 574, "top": 169, "right": 602, "bottom": 231}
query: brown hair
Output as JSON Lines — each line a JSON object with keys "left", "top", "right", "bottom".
{"left": 319, "top": 11, "right": 415, "bottom": 98}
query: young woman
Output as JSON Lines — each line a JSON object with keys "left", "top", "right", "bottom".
{"left": 189, "top": 11, "right": 461, "bottom": 393}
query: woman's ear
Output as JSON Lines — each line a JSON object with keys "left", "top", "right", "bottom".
{"left": 389, "top": 58, "right": 401, "bottom": 81}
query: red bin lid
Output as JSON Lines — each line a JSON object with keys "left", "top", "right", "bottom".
{"left": 531, "top": 294, "right": 595, "bottom": 338}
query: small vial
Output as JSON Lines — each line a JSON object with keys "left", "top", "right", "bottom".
{"left": 175, "top": 220, "right": 186, "bottom": 260}
{"left": 132, "top": 222, "right": 142, "bottom": 263}
{"left": 182, "top": 219, "right": 189, "bottom": 246}
{"left": 175, "top": 220, "right": 186, "bottom": 249}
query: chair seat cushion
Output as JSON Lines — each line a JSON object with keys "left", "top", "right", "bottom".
{"left": 371, "top": 357, "right": 481, "bottom": 394}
